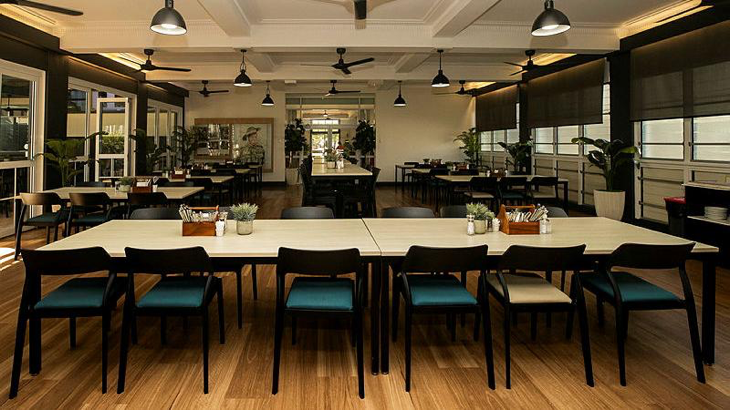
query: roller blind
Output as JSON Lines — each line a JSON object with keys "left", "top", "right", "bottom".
{"left": 631, "top": 20, "right": 730, "bottom": 121}
{"left": 475, "top": 85, "right": 517, "bottom": 132}
{"left": 526, "top": 59, "right": 605, "bottom": 128}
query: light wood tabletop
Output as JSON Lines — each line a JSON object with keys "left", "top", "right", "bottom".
{"left": 435, "top": 174, "right": 569, "bottom": 183}
{"left": 40, "top": 219, "right": 382, "bottom": 258}
{"left": 39, "top": 186, "right": 203, "bottom": 201}
{"left": 362, "top": 217, "right": 717, "bottom": 257}
{"left": 311, "top": 163, "right": 373, "bottom": 177}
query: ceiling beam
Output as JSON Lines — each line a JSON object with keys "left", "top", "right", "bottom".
{"left": 197, "top": 0, "right": 251, "bottom": 37}
{"left": 245, "top": 51, "right": 276, "bottom": 73}
{"left": 432, "top": 0, "right": 502, "bottom": 38}
{"left": 394, "top": 53, "right": 431, "bottom": 73}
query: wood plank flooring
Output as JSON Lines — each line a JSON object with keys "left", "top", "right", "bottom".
{"left": 0, "top": 185, "right": 727, "bottom": 409}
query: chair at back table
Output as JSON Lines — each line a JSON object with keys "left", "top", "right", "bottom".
{"left": 129, "top": 207, "right": 181, "bottom": 220}
{"left": 530, "top": 176, "right": 560, "bottom": 204}
{"left": 393, "top": 245, "right": 495, "bottom": 392}
{"left": 546, "top": 206, "right": 568, "bottom": 218}
{"left": 342, "top": 167, "right": 381, "bottom": 218}
{"left": 463, "top": 177, "right": 498, "bottom": 209}
{"left": 576, "top": 243, "right": 704, "bottom": 386}
{"left": 498, "top": 176, "right": 529, "bottom": 205}
{"left": 126, "top": 192, "right": 168, "bottom": 217}
{"left": 15, "top": 192, "right": 68, "bottom": 260}
{"left": 75, "top": 181, "right": 108, "bottom": 187}
{"left": 381, "top": 206, "right": 435, "bottom": 218}
{"left": 281, "top": 206, "right": 335, "bottom": 219}
{"left": 10, "top": 247, "right": 126, "bottom": 398}
{"left": 66, "top": 192, "right": 121, "bottom": 236}
{"left": 119, "top": 247, "right": 224, "bottom": 394}
{"left": 440, "top": 205, "right": 467, "bottom": 218}
{"left": 272, "top": 247, "right": 365, "bottom": 398}
{"left": 485, "top": 244, "right": 593, "bottom": 388}
{"left": 161, "top": 180, "right": 194, "bottom": 187}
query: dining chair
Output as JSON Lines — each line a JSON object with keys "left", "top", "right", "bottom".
{"left": 118, "top": 247, "right": 225, "bottom": 394}
{"left": 575, "top": 243, "right": 704, "bottom": 386}
{"left": 15, "top": 192, "right": 68, "bottom": 260}
{"left": 529, "top": 176, "right": 560, "bottom": 204}
{"left": 300, "top": 163, "right": 338, "bottom": 213}
{"left": 381, "top": 207, "right": 435, "bottom": 218}
{"left": 342, "top": 167, "right": 380, "bottom": 218}
{"left": 129, "top": 207, "right": 181, "bottom": 220}
{"left": 498, "top": 176, "right": 529, "bottom": 205}
{"left": 126, "top": 192, "right": 168, "bottom": 218}
{"left": 272, "top": 247, "right": 365, "bottom": 399}
{"left": 439, "top": 205, "right": 467, "bottom": 218}
{"left": 546, "top": 206, "right": 569, "bottom": 218}
{"left": 281, "top": 206, "right": 335, "bottom": 219}
{"left": 192, "top": 178, "right": 216, "bottom": 206}
{"left": 9, "top": 247, "right": 127, "bottom": 398}
{"left": 463, "top": 177, "right": 498, "bottom": 210}
{"left": 65, "top": 192, "right": 122, "bottom": 236}
{"left": 75, "top": 181, "right": 108, "bottom": 187}
{"left": 161, "top": 180, "right": 195, "bottom": 187}
{"left": 392, "top": 245, "right": 495, "bottom": 392}
{"left": 485, "top": 244, "right": 593, "bottom": 389}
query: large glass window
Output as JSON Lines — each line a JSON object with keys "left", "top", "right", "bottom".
{"left": 557, "top": 125, "right": 580, "bottom": 155}
{"left": 0, "top": 75, "right": 32, "bottom": 161}
{"left": 640, "top": 118, "right": 684, "bottom": 160}
{"left": 692, "top": 115, "right": 730, "bottom": 162}
{"left": 479, "top": 131, "right": 491, "bottom": 152}
{"left": 534, "top": 128, "right": 554, "bottom": 154}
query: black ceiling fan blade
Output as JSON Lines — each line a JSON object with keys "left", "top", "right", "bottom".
{"left": 510, "top": 69, "right": 525, "bottom": 76}
{"left": 343, "top": 57, "right": 375, "bottom": 68}
{"left": 339, "top": 67, "right": 352, "bottom": 75}
{"left": 354, "top": 0, "right": 367, "bottom": 20}
{"left": 504, "top": 61, "right": 524, "bottom": 68}
{"left": 206, "top": 90, "right": 229, "bottom": 94}
{"left": 153, "top": 66, "right": 192, "bottom": 72}
{"left": 14, "top": 0, "right": 83, "bottom": 16}
{"left": 335, "top": 90, "right": 360, "bottom": 94}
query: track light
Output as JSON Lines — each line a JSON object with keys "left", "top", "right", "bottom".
{"left": 431, "top": 50, "right": 450, "bottom": 88}
{"left": 262, "top": 81, "right": 274, "bottom": 106}
{"left": 532, "top": 0, "right": 571, "bottom": 37}
{"left": 393, "top": 81, "right": 406, "bottom": 107}
{"left": 150, "top": 0, "right": 187, "bottom": 36}
{"left": 234, "top": 50, "right": 252, "bottom": 87}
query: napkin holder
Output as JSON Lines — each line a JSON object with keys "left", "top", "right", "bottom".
{"left": 497, "top": 205, "right": 540, "bottom": 235}
{"left": 182, "top": 207, "right": 218, "bottom": 236}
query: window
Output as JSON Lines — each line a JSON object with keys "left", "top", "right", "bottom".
{"left": 584, "top": 84, "right": 611, "bottom": 153}
{"left": 557, "top": 125, "right": 580, "bottom": 155}
{"left": 640, "top": 118, "right": 684, "bottom": 160}
{"left": 692, "top": 116, "right": 730, "bottom": 162}
{"left": 479, "top": 131, "right": 491, "bottom": 152}
{"left": 534, "top": 128, "right": 554, "bottom": 154}
{"left": 0, "top": 75, "right": 32, "bottom": 161}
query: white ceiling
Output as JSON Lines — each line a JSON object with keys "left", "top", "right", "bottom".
{"left": 3, "top": 0, "right": 692, "bottom": 90}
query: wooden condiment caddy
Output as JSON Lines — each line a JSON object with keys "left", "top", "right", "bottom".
{"left": 497, "top": 205, "right": 540, "bottom": 235}
{"left": 182, "top": 207, "right": 219, "bottom": 237}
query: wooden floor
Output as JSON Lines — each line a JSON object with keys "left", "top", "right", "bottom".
{"left": 0, "top": 185, "right": 728, "bottom": 409}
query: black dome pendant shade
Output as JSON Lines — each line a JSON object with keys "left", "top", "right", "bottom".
{"left": 262, "top": 81, "right": 274, "bottom": 106}
{"left": 531, "top": 0, "right": 571, "bottom": 37}
{"left": 234, "top": 50, "right": 253, "bottom": 87}
{"left": 393, "top": 81, "right": 406, "bottom": 107}
{"left": 150, "top": 0, "right": 187, "bottom": 36}
{"left": 431, "top": 50, "right": 450, "bottom": 88}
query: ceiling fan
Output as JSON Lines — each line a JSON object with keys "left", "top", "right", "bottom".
{"left": 324, "top": 80, "right": 360, "bottom": 97}
{"left": 331, "top": 48, "right": 374, "bottom": 75}
{"left": 504, "top": 49, "right": 570, "bottom": 76}
{"left": 118, "top": 49, "right": 191, "bottom": 73}
{"left": 656, "top": 0, "right": 730, "bottom": 23}
{"left": 198, "top": 81, "right": 228, "bottom": 98}
{"left": 0, "top": 0, "right": 83, "bottom": 16}
{"left": 435, "top": 80, "right": 478, "bottom": 97}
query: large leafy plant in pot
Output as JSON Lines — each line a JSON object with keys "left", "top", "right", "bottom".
{"left": 498, "top": 140, "right": 532, "bottom": 174}
{"left": 37, "top": 133, "right": 102, "bottom": 187}
{"left": 454, "top": 128, "right": 479, "bottom": 165}
{"left": 572, "top": 137, "right": 639, "bottom": 220}
{"left": 129, "top": 128, "right": 170, "bottom": 174}
{"left": 353, "top": 121, "right": 376, "bottom": 165}
{"left": 285, "top": 119, "right": 307, "bottom": 168}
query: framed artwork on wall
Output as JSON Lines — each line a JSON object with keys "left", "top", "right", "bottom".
{"left": 193, "top": 118, "right": 274, "bottom": 172}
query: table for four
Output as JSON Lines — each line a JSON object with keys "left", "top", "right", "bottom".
{"left": 40, "top": 217, "right": 718, "bottom": 375}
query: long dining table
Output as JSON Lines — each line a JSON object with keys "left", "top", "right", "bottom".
{"left": 38, "top": 216, "right": 719, "bottom": 377}
{"left": 39, "top": 186, "right": 203, "bottom": 202}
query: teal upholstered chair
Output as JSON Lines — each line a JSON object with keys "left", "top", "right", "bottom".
{"left": 392, "top": 245, "right": 495, "bottom": 392}
{"left": 272, "top": 247, "right": 365, "bottom": 399}
{"left": 14, "top": 193, "right": 69, "bottom": 260}
{"left": 576, "top": 243, "right": 704, "bottom": 386}
{"left": 9, "top": 247, "right": 126, "bottom": 398}
{"left": 118, "top": 247, "right": 225, "bottom": 394}
{"left": 65, "top": 192, "right": 122, "bottom": 236}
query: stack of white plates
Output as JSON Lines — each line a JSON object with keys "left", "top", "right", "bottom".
{"left": 704, "top": 206, "right": 728, "bottom": 221}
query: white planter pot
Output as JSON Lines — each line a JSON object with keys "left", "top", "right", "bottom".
{"left": 594, "top": 190, "right": 625, "bottom": 221}
{"left": 326, "top": 161, "right": 336, "bottom": 169}
{"left": 474, "top": 219, "right": 487, "bottom": 234}
{"left": 237, "top": 220, "right": 254, "bottom": 235}
{"left": 285, "top": 168, "right": 300, "bottom": 186}
{"left": 118, "top": 185, "right": 131, "bottom": 193}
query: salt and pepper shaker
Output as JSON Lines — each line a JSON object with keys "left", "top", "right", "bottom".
{"left": 466, "top": 215, "right": 475, "bottom": 236}
{"left": 491, "top": 218, "right": 501, "bottom": 232}
{"left": 539, "top": 215, "right": 552, "bottom": 234}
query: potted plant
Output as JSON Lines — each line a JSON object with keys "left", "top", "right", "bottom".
{"left": 37, "top": 133, "right": 102, "bottom": 187}
{"left": 498, "top": 140, "right": 533, "bottom": 175}
{"left": 324, "top": 149, "right": 338, "bottom": 169}
{"left": 572, "top": 137, "right": 639, "bottom": 221}
{"left": 171, "top": 126, "right": 207, "bottom": 169}
{"left": 454, "top": 128, "right": 480, "bottom": 166}
{"left": 230, "top": 202, "right": 259, "bottom": 235}
{"left": 117, "top": 176, "right": 135, "bottom": 192}
{"left": 353, "top": 120, "right": 376, "bottom": 166}
{"left": 129, "top": 129, "right": 169, "bottom": 174}
{"left": 285, "top": 119, "right": 308, "bottom": 185}
{"left": 466, "top": 203, "right": 494, "bottom": 234}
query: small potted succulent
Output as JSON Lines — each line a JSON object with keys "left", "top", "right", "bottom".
{"left": 230, "top": 203, "right": 259, "bottom": 235}
{"left": 466, "top": 203, "right": 494, "bottom": 234}
{"left": 117, "top": 176, "right": 135, "bottom": 193}
{"left": 324, "top": 149, "right": 338, "bottom": 169}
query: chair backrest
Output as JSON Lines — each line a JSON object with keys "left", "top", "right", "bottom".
{"left": 440, "top": 205, "right": 467, "bottom": 218}
{"left": 22, "top": 247, "right": 111, "bottom": 277}
{"left": 429, "top": 168, "right": 449, "bottom": 176}
{"left": 415, "top": 164, "right": 433, "bottom": 169}
{"left": 162, "top": 180, "right": 195, "bottom": 187}
{"left": 75, "top": 181, "right": 107, "bottom": 187}
{"left": 277, "top": 247, "right": 361, "bottom": 277}
{"left": 127, "top": 192, "right": 168, "bottom": 207}
{"left": 608, "top": 243, "right": 694, "bottom": 270}
{"left": 498, "top": 244, "right": 587, "bottom": 272}
{"left": 130, "top": 207, "right": 181, "bottom": 220}
{"left": 190, "top": 169, "right": 211, "bottom": 176}
{"left": 20, "top": 192, "right": 63, "bottom": 207}
{"left": 401, "top": 245, "right": 489, "bottom": 274}
{"left": 381, "top": 207, "right": 435, "bottom": 218}
{"left": 500, "top": 176, "right": 528, "bottom": 189}
{"left": 531, "top": 176, "right": 558, "bottom": 187}
{"left": 453, "top": 169, "right": 478, "bottom": 176}
{"left": 281, "top": 206, "right": 334, "bottom": 219}
{"left": 215, "top": 169, "right": 236, "bottom": 176}
{"left": 124, "top": 246, "right": 213, "bottom": 275}
{"left": 192, "top": 178, "right": 214, "bottom": 190}
{"left": 545, "top": 206, "right": 569, "bottom": 218}
{"left": 367, "top": 167, "right": 381, "bottom": 192}
{"left": 155, "top": 177, "right": 169, "bottom": 186}
{"left": 69, "top": 192, "right": 111, "bottom": 207}
{"left": 470, "top": 176, "right": 498, "bottom": 192}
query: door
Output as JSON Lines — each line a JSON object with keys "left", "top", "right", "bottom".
{"left": 95, "top": 97, "right": 130, "bottom": 180}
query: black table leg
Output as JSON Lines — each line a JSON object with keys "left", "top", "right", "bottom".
{"left": 380, "top": 259, "right": 390, "bottom": 374}
{"left": 563, "top": 182, "right": 569, "bottom": 211}
{"left": 371, "top": 259, "right": 380, "bottom": 374}
{"left": 701, "top": 255, "right": 716, "bottom": 364}
{"left": 394, "top": 166, "right": 398, "bottom": 191}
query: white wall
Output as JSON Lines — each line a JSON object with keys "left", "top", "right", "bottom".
{"left": 185, "top": 84, "right": 286, "bottom": 182}
{"left": 185, "top": 83, "right": 475, "bottom": 182}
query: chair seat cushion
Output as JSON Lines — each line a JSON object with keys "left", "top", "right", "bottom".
{"left": 487, "top": 273, "right": 571, "bottom": 304}
{"left": 578, "top": 271, "right": 680, "bottom": 304}
{"left": 137, "top": 277, "right": 210, "bottom": 309}
{"left": 464, "top": 192, "right": 495, "bottom": 199}
{"left": 286, "top": 277, "right": 353, "bottom": 311}
{"left": 407, "top": 274, "right": 477, "bottom": 307}
{"left": 531, "top": 192, "right": 557, "bottom": 199}
{"left": 73, "top": 213, "right": 108, "bottom": 225}
{"left": 26, "top": 210, "right": 68, "bottom": 225}
{"left": 500, "top": 190, "right": 527, "bottom": 199}
{"left": 34, "top": 277, "right": 126, "bottom": 310}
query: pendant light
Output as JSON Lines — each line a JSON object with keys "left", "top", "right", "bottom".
{"left": 262, "top": 81, "right": 274, "bottom": 106}
{"left": 150, "top": 0, "right": 187, "bottom": 36}
{"left": 532, "top": 0, "right": 571, "bottom": 37}
{"left": 431, "top": 50, "right": 450, "bottom": 88}
{"left": 393, "top": 81, "right": 407, "bottom": 107}
{"left": 234, "top": 50, "right": 252, "bottom": 87}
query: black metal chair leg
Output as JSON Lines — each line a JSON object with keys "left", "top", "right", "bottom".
{"left": 686, "top": 304, "right": 706, "bottom": 383}
{"left": 29, "top": 317, "right": 41, "bottom": 375}
{"left": 217, "top": 282, "right": 226, "bottom": 344}
{"left": 131, "top": 311, "right": 138, "bottom": 345}
{"left": 356, "top": 313, "right": 365, "bottom": 399}
{"left": 202, "top": 308, "right": 209, "bottom": 394}
{"left": 481, "top": 293, "right": 495, "bottom": 390}
{"left": 69, "top": 317, "right": 76, "bottom": 348}
{"left": 392, "top": 274, "right": 400, "bottom": 342}
{"left": 9, "top": 299, "right": 28, "bottom": 398}
{"left": 504, "top": 306, "right": 511, "bottom": 389}
{"left": 272, "top": 307, "right": 284, "bottom": 394}
{"left": 597, "top": 297, "right": 605, "bottom": 327}
{"left": 404, "top": 307, "right": 412, "bottom": 392}
{"left": 251, "top": 264, "right": 258, "bottom": 300}
{"left": 545, "top": 270, "right": 553, "bottom": 328}
{"left": 615, "top": 307, "right": 627, "bottom": 386}
{"left": 14, "top": 212, "right": 24, "bottom": 261}
{"left": 101, "top": 313, "right": 110, "bottom": 393}
{"left": 45, "top": 227, "right": 50, "bottom": 244}
{"left": 460, "top": 271, "right": 467, "bottom": 327}
{"left": 576, "top": 287, "right": 594, "bottom": 387}
{"left": 117, "top": 302, "right": 131, "bottom": 394}
{"left": 236, "top": 270, "right": 243, "bottom": 329}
